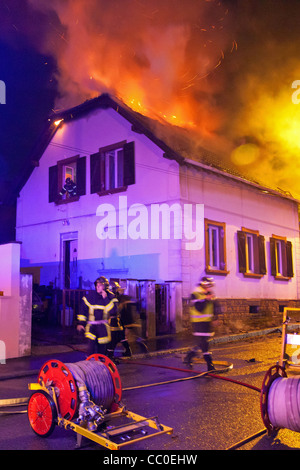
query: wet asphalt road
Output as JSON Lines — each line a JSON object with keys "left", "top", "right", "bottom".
{"left": 1, "top": 332, "right": 300, "bottom": 451}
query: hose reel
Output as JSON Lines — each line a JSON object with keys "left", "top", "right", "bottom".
{"left": 27, "top": 354, "right": 173, "bottom": 449}
{"left": 260, "top": 364, "right": 300, "bottom": 435}
{"left": 28, "top": 354, "right": 122, "bottom": 437}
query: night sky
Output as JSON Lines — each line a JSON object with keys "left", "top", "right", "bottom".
{"left": 0, "top": 1, "right": 58, "bottom": 241}
{"left": 1, "top": 0, "right": 300, "bottom": 243}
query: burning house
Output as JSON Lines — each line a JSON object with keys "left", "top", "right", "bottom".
{"left": 15, "top": 93, "right": 300, "bottom": 337}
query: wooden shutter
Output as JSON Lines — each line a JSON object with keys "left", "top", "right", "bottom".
{"left": 286, "top": 241, "right": 294, "bottom": 278}
{"left": 90, "top": 152, "right": 102, "bottom": 194}
{"left": 258, "top": 235, "right": 266, "bottom": 275}
{"left": 237, "top": 231, "right": 246, "bottom": 273}
{"left": 76, "top": 156, "right": 86, "bottom": 196}
{"left": 49, "top": 165, "right": 58, "bottom": 203}
{"left": 123, "top": 141, "right": 135, "bottom": 186}
{"left": 270, "top": 237, "right": 277, "bottom": 276}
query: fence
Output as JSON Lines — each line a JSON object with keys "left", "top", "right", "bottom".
{"left": 61, "top": 289, "right": 92, "bottom": 327}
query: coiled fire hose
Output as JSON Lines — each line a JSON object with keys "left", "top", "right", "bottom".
{"left": 65, "top": 360, "right": 115, "bottom": 430}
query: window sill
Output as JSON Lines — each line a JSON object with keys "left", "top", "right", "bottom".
{"left": 242, "top": 272, "right": 264, "bottom": 279}
{"left": 97, "top": 186, "right": 128, "bottom": 197}
{"left": 206, "top": 268, "right": 230, "bottom": 276}
{"left": 274, "top": 275, "right": 292, "bottom": 281}
{"left": 54, "top": 196, "right": 80, "bottom": 205}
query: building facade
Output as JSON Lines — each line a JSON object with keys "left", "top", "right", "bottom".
{"left": 16, "top": 94, "right": 300, "bottom": 336}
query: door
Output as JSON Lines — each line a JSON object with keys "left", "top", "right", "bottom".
{"left": 60, "top": 232, "right": 78, "bottom": 289}
{"left": 155, "top": 283, "right": 171, "bottom": 335}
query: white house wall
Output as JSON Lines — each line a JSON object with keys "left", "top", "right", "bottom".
{"left": 181, "top": 165, "right": 300, "bottom": 300}
{"left": 16, "top": 107, "right": 182, "bottom": 287}
{"left": 16, "top": 104, "right": 300, "bottom": 302}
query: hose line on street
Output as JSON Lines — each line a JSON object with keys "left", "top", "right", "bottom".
{"left": 120, "top": 359, "right": 261, "bottom": 393}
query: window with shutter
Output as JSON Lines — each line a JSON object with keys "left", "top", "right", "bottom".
{"left": 204, "top": 219, "right": 229, "bottom": 275}
{"left": 270, "top": 235, "right": 294, "bottom": 280}
{"left": 237, "top": 228, "right": 266, "bottom": 278}
{"left": 90, "top": 141, "right": 135, "bottom": 196}
{"left": 48, "top": 155, "right": 86, "bottom": 204}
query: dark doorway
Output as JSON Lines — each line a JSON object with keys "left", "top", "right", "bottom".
{"left": 155, "top": 283, "right": 171, "bottom": 335}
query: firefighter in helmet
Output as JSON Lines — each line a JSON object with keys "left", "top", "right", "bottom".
{"left": 76, "top": 276, "right": 118, "bottom": 356}
{"left": 184, "top": 276, "right": 217, "bottom": 370}
{"left": 107, "top": 281, "right": 132, "bottom": 358}
{"left": 60, "top": 177, "right": 77, "bottom": 198}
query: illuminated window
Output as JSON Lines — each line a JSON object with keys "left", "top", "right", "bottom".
{"left": 90, "top": 141, "right": 135, "bottom": 195}
{"left": 49, "top": 155, "right": 86, "bottom": 204}
{"left": 270, "top": 235, "right": 293, "bottom": 279}
{"left": 237, "top": 228, "right": 266, "bottom": 277}
{"left": 205, "top": 219, "right": 228, "bottom": 275}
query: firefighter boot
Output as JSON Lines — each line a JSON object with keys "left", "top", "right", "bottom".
{"left": 122, "top": 340, "right": 132, "bottom": 357}
{"left": 183, "top": 350, "right": 196, "bottom": 367}
{"left": 204, "top": 353, "right": 215, "bottom": 371}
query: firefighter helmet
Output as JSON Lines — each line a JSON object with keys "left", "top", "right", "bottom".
{"left": 199, "top": 276, "right": 215, "bottom": 288}
{"left": 110, "top": 281, "right": 124, "bottom": 295}
{"left": 94, "top": 276, "right": 109, "bottom": 289}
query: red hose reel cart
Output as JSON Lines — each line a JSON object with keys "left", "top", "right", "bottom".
{"left": 27, "top": 354, "right": 173, "bottom": 450}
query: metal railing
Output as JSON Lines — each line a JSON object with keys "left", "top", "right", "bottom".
{"left": 61, "top": 289, "right": 92, "bottom": 327}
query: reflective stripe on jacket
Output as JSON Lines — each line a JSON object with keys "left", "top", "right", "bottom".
{"left": 77, "top": 291, "right": 118, "bottom": 344}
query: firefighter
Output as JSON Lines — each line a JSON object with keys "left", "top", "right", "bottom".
{"left": 111, "top": 281, "right": 148, "bottom": 354}
{"left": 76, "top": 276, "right": 118, "bottom": 356}
{"left": 108, "top": 281, "right": 132, "bottom": 358}
{"left": 183, "top": 276, "right": 217, "bottom": 371}
{"left": 60, "top": 177, "right": 77, "bottom": 198}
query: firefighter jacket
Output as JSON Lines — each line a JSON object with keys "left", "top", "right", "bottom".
{"left": 60, "top": 179, "right": 77, "bottom": 197}
{"left": 77, "top": 290, "right": 118, "bottom": 344}
{"left": 189, "top": 286, "right": 215, "bottom": 337}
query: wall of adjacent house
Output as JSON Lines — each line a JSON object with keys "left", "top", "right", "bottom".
{"left": 0, "top": 243, "right": 32, "bottom": 359}
{"left": 180, "top": 164, "right": 300, "bottom": 301}
{"left": 16, "top": 107, "right": 182, "bottom": 288}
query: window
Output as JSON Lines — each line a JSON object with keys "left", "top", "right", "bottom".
{"left": 237, "top": 228, "right": 266, "bottom": 277}
{"left": 246, "top": 233, "right": 255, "bottom": 273}
{"left": 90, "top": 141, "right": 135, "bottom": 195}
{"left": 205, "top": 219, "right": 228, "bottom": 275}
{"left": 49, "top": 155, "right": 86, "bottom": 204}
{"left": 270, "top": 235, "right": 294, "bottom": 279}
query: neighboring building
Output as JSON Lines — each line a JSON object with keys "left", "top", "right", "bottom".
{"left": 16, "top": 94, "right": 300, "bottom": 337}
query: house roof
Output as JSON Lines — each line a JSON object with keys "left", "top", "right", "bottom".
{"left": 17, "top": 93, "right": 299, "bottom": 204}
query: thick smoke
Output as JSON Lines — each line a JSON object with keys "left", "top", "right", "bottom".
{"left": 23, "top": 0, "right": 300, "bottom": 198}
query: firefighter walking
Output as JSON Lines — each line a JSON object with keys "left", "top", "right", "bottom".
{"left": 76, "top": 276, "right": 118, "bottom": 356}
{"left": 184, "top": 277, "right": 217, "bottom": 371}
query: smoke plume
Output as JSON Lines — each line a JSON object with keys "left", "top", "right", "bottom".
{"left": 24, "top": 0, "right": 300, "bottom": 199}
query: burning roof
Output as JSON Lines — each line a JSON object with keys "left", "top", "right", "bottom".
{"left": 19, "top": 92, "right": 299, "bottom": 204}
